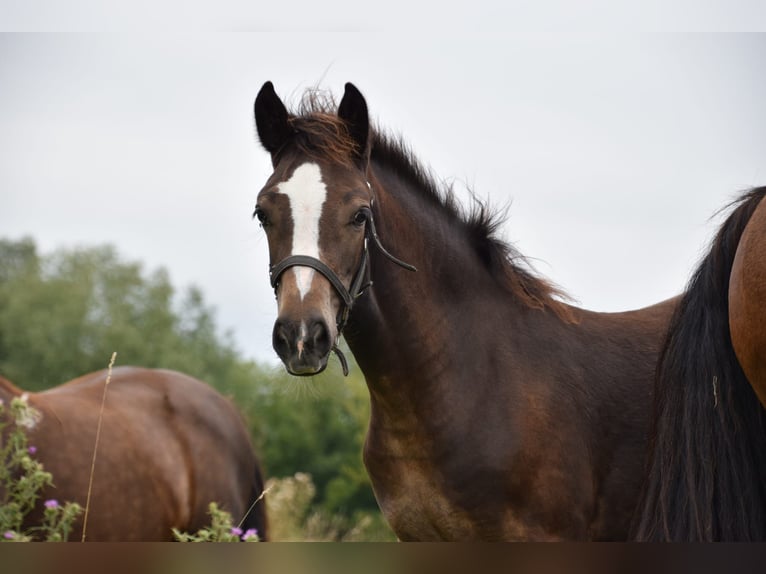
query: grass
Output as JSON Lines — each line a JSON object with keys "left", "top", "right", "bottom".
{"left": 81, "top": 350, "right": 116, "bottom": 541}
{"left": 264, "top": 472, "right": 395, "bottom": 542}
{"left": 173, "top": 502, "right": 261, "bottom": 542}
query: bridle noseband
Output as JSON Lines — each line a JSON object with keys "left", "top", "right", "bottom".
{"left": 269, "top": 198, "right": 416, "bottom": 376}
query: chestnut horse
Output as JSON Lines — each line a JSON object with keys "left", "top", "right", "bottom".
{"left": 0, "top": 367, "right": 268, "bottom": 541}
{"left": 632, "top": 187, "right": 766, "bottom": 541}
{"left": 252, "top": 81, "right": 676, "bottom": 540}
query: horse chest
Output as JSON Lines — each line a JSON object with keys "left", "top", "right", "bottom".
{"left": 362, "top": 397, "right": 598, "bottom": 541}
{"left": 363, "top": 426, "right": 479, "bottom": 540}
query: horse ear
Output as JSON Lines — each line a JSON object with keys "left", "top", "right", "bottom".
{"left": 337, "top": 83, "right": 370, "bottom": 162}
{"left": 254, "top": 81, "right": 291, "bottom": 156}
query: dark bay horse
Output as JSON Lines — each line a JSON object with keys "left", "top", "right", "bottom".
{"left": 0, "top": 367, "right": 268, "bottom": 541}
{"left": 252, "top": 81, "right": 676, "bottom": 540}
{"left": 632, "top": 187, "right": 766, "bottom": 541}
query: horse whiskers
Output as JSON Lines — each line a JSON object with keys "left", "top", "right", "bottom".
{"left": 281, "top": 375, "right": 323, "bottom": 401}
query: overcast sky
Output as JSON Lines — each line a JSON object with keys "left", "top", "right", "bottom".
{"left": 1, "top": 30, "right": 765, "bottom": 365}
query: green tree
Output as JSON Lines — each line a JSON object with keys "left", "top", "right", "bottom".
{"left": 0, "top": 238, "right": 240, "bottom": 389}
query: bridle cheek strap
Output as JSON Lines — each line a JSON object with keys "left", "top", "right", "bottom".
{"left": 269, "top": 210, "right": 415, "bottom": 376}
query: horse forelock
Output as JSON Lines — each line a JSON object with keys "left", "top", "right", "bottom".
{"left": 281, "top": 90, "right": 359, "bottom": 168}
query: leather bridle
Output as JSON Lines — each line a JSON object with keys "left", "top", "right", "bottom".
{"left": 269, "top": 199, "right": 416, "bottom": 375}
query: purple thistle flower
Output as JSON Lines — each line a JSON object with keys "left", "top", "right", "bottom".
{"left": 28, "top": 446, "right": 37, "bottom": 455}
{"left": 230, "top": 527, "right": 243, "bottom": 537}
{"left": 241, "top": 528, "right": 258, "bottom": 541}
{"left": 44, "top": 499, "right": 59, "bottom": 509}
{"left": 4, "top": 531, "right": 15, "bottom": 540}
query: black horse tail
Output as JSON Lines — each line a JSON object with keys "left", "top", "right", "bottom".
{"left": 240, "top": 460, "right": 270, "bottom": 541}
{"left": 631, "top": 186, "right": 766, "bottom": 541}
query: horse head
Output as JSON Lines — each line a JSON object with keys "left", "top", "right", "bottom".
{"left": 254, "top": 81, "right": 377, "bottom": 375}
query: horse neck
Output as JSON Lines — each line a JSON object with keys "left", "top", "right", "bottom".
{"left": 346, "top": 162, "right": 556, "bottom": 400}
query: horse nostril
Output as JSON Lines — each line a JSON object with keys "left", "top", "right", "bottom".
{"left": 272, "top": 317, "right": 333, "bottom": 373}
{"left": 308, "top": 319, "right": 330, "bottom": 352}
{"left": 272, "top": 319, "right": 293, "bottom": 357}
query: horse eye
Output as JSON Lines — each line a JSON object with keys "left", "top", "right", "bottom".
{"left": 254, "top": 206, "right": 269, "bottom": 227}
{"left": 352, "top": 208, "right": 369, "bottom": 227}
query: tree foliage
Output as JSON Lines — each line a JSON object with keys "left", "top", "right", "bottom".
{"left": 0, "top": 237, "right": 389, "bottom": 537}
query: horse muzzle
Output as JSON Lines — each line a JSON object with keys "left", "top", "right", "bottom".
{"left": 272, "top": 316, "right": 332, "bottom": 376}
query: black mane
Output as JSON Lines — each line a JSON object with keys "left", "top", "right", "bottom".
{"left": 369, "top": 129, "right": 571, "bottom": 318}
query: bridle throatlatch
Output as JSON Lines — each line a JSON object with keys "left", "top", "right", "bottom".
{"left": 269, "top": 201, "right": 416, "bottom": 376}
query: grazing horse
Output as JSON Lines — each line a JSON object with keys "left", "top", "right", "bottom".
{"left": 632, "top": 187, "right": 766, "bottom": 541}
{"left": 252, "top": 81, "right": 677, "bottom": 540}
{"left": 0, "top": 367, "right": 268, "bottom": 541}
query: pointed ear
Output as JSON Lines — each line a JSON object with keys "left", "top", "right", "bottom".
{"left": 337, "top": 83, "right": 370, "bottom": 162}
{"left": 254, "top": 81, "right": 291, "bottom": 156}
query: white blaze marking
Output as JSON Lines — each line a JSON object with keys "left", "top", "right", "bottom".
{"left": 277, "top": 162, "right": 327, "bottom": 300}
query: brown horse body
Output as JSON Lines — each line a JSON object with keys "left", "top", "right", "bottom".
{"left": 0, "top": 367, "right": 268, "bottom": 541}
{"left": 353, "top": 292, "right": 674, "bottom": 540}
{"left": 253, "top": 82, "right": 675, "bottom": 540}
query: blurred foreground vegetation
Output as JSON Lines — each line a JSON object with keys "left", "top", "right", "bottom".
{"left": 0, "top": 237, "right": 395, "bottom": 541}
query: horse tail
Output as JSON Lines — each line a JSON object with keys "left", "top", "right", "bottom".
{"left": 632, "top": 186, "right": 766, "bottom": 541}
{"left": 240, "top": 460, "right": 270, "bottom": 541}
